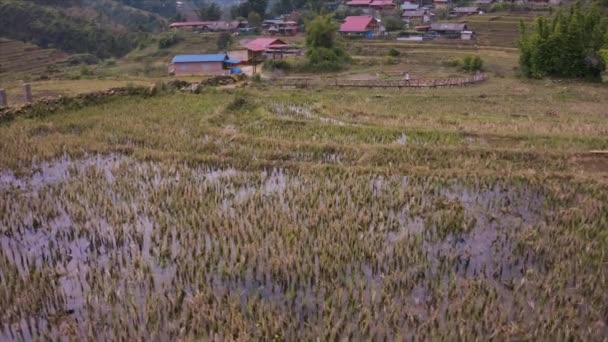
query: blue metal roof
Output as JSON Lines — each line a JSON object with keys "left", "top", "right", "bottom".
{"left": 171, "top": 54, "right": 227, "bottom": 63}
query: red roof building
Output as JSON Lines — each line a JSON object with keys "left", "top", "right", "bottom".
{"left": 339, "top": 16, "right": 380, "bottom": 37}
{"left": 346, "top": 0, "right": 373, "bottom": 7}
{"left": 243, "top": 38, "right": 294, "bottom": 62}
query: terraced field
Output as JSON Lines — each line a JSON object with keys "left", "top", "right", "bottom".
{"left": 0, "top": 38, "right": 68, "bottom": 80}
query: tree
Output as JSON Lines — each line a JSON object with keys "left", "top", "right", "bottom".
{"left": 249, "top": 0, "right": 269, "bottom": 17}
{"left": 518, "top": 1, "right": 608, "bottom": 80}
{"left": 217, "top": 32, "right": 233, "bottom": 51}
{"left": 305, "top": 15, "right": 351, "bottom": 71}
{"left": 248, "top": 12, "right": 262, "bottom": 29}
{"left": 196, "top": 2, "right": 222, "bottom": 21}
{"left": 272, "top": 0, "right": 293, "bottom": 16}
{"left": 382, "top": 15, "right": 404, "bottom": 32}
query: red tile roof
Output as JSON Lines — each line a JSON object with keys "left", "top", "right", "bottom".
{"left": 244, "top": 38, "right": 288, "bottom": 51}
{"left": 339, "top": 16, "right": 377, "bottom": 33}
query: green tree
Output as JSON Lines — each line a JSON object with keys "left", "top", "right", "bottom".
{"left": 518, "top": 1, "right": 607, "bottom": 80}
{"left": 196, "top": 2, "right": 222, "bottom": 21}
{"left": 248, "top": 12, "right": 263, "bottom": 29}
{"left": 305, "top": 15, "right": 351, "bottom": 71}
{"left": 249, "top": 0, "right": 269, "bottom": 17}
{"left": 217, "top": 32, "right": 233, "bottom": 51}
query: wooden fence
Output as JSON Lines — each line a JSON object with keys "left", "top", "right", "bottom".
{"left": 272, "top": 73, "right": 488, "bottom": 88}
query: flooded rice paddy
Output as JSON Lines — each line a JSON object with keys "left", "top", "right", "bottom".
{"left": 0, "top": 155, "right": 606, "bottom": 340}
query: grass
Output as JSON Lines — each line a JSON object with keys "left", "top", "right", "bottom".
{"left": 0, "top": 14, "right": 607, "bottom": 340}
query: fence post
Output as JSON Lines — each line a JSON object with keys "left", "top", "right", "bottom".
{"left": 0, "top": 89, "right": 6, "bottom": 107}
{"left": 23, "top": 83, "right": 32, "bottom": 103}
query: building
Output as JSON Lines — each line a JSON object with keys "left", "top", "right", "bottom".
{"left": 401, "top": 3, "right": 420, "bottom": 10}
{"left": 433, "top": 0, "right": 451, "bottom": 9}
{"left": 346, "top": 0, "right": 373, "bottom": 7}
{"left": 370, "top": 0, "right": 397, "bottom": 10}
{"left": 430, "top": 22, "right": 469, "bottom": 38}
{"left": 168, "top": 54, "right": 240, "bottom": 76}
{"left": 402, "top": 10, "right": 432, "bottom": 26}
{"left": 339, "top": 16, "right": 380, "bottom": 38}
{"left": 450, "top": 7, "right": 480, "bottom": 16}
{"left": 244, "top": 38, "right": 297, "bottom": 61}
{"left": 263, "top": 20, "right": 298, "bottom": 35}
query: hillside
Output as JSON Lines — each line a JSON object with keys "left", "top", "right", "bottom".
{"left": 0, "top": 0, "right": 169, "bottom": 59}
{"left": 0, "top": 38, "right": 68, "bottom": 77}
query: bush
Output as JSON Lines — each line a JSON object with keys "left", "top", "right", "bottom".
{"left": 217, "top": 32, "right": 234, "bottom": 51}
{"left": 442, "top": 58, "right": 461, "bottom": 67}
{"left": 66, "top": 54, "right": 99, "bottom": 66}
{"left": 462, "top": 55, "right": 484, "bottom": 72}
{"left": 264, "top": 59, "right": 293, "bottom": 71}
{"left": 382, "top": 16, "right": 404, "bottom": 32}
{"left": 158, "top": 31, "right": 184, "bottom": 49}
{"left": 388, "top": 48, "right": 400, "bottom": 57}
{"left": 226, "top": 91, "right": 254, "bottom": 112}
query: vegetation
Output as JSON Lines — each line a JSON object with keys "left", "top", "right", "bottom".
{"left": 0, "top": 0, "right": 143, "bottom": 58}
{"left": 158, "top": 31, "right": 185, "bottom": 49}
{"left": 382, "top": 15, "right": 405, "bottom": 32}
{"left": 196, "top": 1, "right": 222, "bottom": 21}
{"left": 216, "top": 32, "right": 234, "bottom": 51}
{"left": 0, "top": 79, "right": 607, "bottom": 339}
{"left": 518, "top": 2, "right": 608, "bottom": 80}
{"left": 230, "top": 0, "right": 269, "bottom": 18}
{"left": 305, "top": 15, "right": 351, "bottom": 72}
{"left": 462, "top": 55, "right": 484, "bottom": 72}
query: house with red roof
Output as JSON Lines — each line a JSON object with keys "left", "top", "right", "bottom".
{"left": 243, "top": 38, "right": 299, "bottom": 62}
{"left": 346, "top": 0, "right": 373, "bottom": 7}
{"left": 339, "top": 16, "right": 380, "bottom": 38}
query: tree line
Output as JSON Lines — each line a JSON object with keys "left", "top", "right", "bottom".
{"left": 518, "top": 2, "right": 608, "bottom": 80}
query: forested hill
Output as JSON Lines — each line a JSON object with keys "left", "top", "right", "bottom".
{"left": 0, "top": 0, "right": 169, "bottom": 59}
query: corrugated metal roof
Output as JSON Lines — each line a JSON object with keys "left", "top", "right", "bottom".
{"left": 370, "top": 0, "right": 396, "bottom": 7}
{"left": 452, "top": 6, "right": 480, "bottom": 12}
{"left": 171, "top": 54, "right": 227, "bottom": 63}
{"left": 430, "top": 22, "right": 467, "bottom": 31}
{"left": 339, "top": 16, "right": 377, "bottom": 32}
{"left": 402, "top": 10, "right": 427, "bottom": 17}
{"left": 401, "top": 3, "right": 420, "bottom": 10}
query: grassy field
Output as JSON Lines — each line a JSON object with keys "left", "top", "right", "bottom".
{"left": 1, "top": 12, "right": 608, "bottom": 340}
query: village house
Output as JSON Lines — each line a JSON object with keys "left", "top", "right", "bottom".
{"left": 346, "top": 0, "right": 373, "bottom": 8}
{"left": 402, "top": 10, "right": 432, "bottom": 26}
{"left": 168, "top": 54, "right": 241, "bottom": 76}
{"left": 369, "top": 0, "right": 397, "bottom": 11}
{"left": 401, "top": 2, "right": 420, "bottom": 11}
{"left": 433, "top": 0, "right": 451, "bottom": 9}
{"left": 430, "top": 22, "right": 470, "bottom": 39}
{"left": 243, "top": 38, "right": 299, "bottom": 62}
{"left": 450, "top": 7, "right": 480, "bottom": 16}
{"left": 339, "top": 16, "right": 380, "bottom": 38}
{"left": 262, "top": 20, "right": 298, "bottom": 36}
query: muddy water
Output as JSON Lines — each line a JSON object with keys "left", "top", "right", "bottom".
{"left": 0, "top": 155, "right": 548, "bottom": 339}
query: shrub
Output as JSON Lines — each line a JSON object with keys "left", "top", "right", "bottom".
{"left": 462, "top": 55, "right": 484, "bottom": 72}
{"left": 264, "top": 59, "right": 293, "bottom": 71}
{"left": 66, "top": 54, "right": 99, "bottom": 66}
{"left": 226, "top": 91, "right": 254, "bottom": 112}
{"left": 217, "top": 32, "right": 233, "bottom": 51}
{"left": 442, "top": 58, "right": 461, "bottom": 67}
{"left": 382, "top": 16, "right": 404, "bottom": 32}
{"left": 158, "top": 31, "right": 184, "bottom": 49}
{"left": 388, "top": 48, "right": 400, "bottom": 57}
